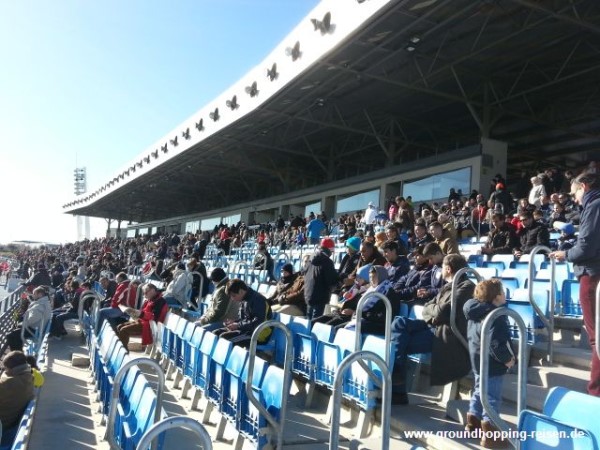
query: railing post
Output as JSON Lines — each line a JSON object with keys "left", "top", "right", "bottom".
{"left": 137, "top": 416, "right": 212, "bottom": 450}
{"left": 354, "top": 292, "right": 392, "bottom": 366}
{"left": 451, "top": 268, "right": 484, "bottom": 350}
{"left": 106, "top": 357, "right": 165, "bottom": 450}
{"left": 527, "top": 245, "right": 554, "bottom": 364}
{"left": 330, "top": 350, "right": 391, "bottom": 450}
{"left": 246, "top": 320, "right": 292, "bottom": 449}
{"left": 480, "top": 308, "right": 527, "bottom": 450}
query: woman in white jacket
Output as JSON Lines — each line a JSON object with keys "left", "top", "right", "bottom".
{"left": 528, "top": 175, "right": 546, "bottom": 207}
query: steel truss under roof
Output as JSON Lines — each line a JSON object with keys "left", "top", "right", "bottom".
{"left": 64, "top": 0, "right": 600, "bottom": 223}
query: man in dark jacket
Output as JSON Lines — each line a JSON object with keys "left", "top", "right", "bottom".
{"left": 550, "top": 170, "right": 600, "bottom": 397}
{"left": 22, "top": 264, "right": 51, "bottom": 290}
{"left": 303, "top": 238, "right": 339, "bottom": 320}
{"left": 389, "top": 254, "right": 475, "bottom": 404}
{"left": 513, "top": 211, "right": 550, "bottom": 258}
{"left": 214, "top": 278, "right": 272, "bottom": 347}
{"left": 481, "top": 213, "right": 518, "bottom": 256}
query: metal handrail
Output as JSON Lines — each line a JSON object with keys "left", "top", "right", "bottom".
{"left": 480, "top": 308, "right": 527, "bottom": 450}
{"left": 232, "top": 261, "right": 250, "bottom": 283}
{"left": 451, "top": 268, "right": 484, "bottom": 350}
{"left": 79, "top": 290, "right": 101, "bottom": 333}
{"left": 527, "top": 246, "right": 554, "bottom": 364}
{"left": 137, "top": 416, "right": 212, "bottom": 450}
{"left": 330, "top": 350, "right": 391, "bottom": 450}
{"left": 596, "top": 282, "right": 600, "bottom": 359}
{"left": 354, "top": 292, "right": 392, "bottom": 366}
{"left": 107, "top": 357, "right": 165, "bottom": 450}
{"left": 246, "top": 320, "right": 292, "bottom": 450}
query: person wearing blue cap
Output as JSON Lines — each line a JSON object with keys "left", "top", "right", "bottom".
{"left": 553, "top": 221, "right": 577, "bottom": 251}
{"left": 337, "top": 236, "right": 361, "bottom": 290}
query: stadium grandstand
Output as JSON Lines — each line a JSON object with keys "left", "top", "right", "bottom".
{"left": 2, "top": 0, "right": 600, "bottom": 449}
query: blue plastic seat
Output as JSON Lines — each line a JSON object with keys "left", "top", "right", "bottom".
{"left": 220, "top": 346, "right": 249, "bottom": 426}
{"left": 120, "top": 385, "right": 157, "bottom": 450}
{"left": 239, "top": 365, "right": 285, "bottom": 448}
{"left": 561, "top": 280, "right": 582, "bottom": 317}
{"left": 314, "top": 328, "right": 356, "bottom": 390}
{"left": 518, "top": 410, "right": 594, "bottom": 449}
{"left": 293, "top": 322, "right": 334, "bottom": 382}
{"left": 204, "top": 337, "right": 233, "bottom": 408}
{"left": 343, "top": 334, "right": 396, "bottom": 410}
{"left": 483, "top": 260, "right": 506, "bottom": 273}
{"left": 517, "top": 387, "right": 600, "bottom": 449}
{"left": 193, "top": 330, "right": 218, "bottom": 393}
{"left": 183, "top": 326, "right": 205, "bottom": 380}
{"left": 501, "top": 268, "right": 529, "bottom": 291}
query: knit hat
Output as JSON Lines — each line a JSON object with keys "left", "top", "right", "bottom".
{"left": 553, "top": 221, "right": 575, "bottom": 235}
{"left": 210, "top": 267, "right": 227, "bottom": 282}
{"left": 3, "top": 351, "right": 27, "bottom": 370}
{"left": 356, "top": 264, "right": 372, "bottom": 282}
{"left": 346, "top": 236, "right": 361, "bottom": 252}
{"left": 320, "top": 238, "right": 335, "bottom": 250}
{"left": 281, "top": 263, "right": 294, "bottom": 274}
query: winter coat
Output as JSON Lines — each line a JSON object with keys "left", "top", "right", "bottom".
{"left": 163, "top": 269, "right": 192, "bottom": 306}
{"left": 387, "top": 264, "right": 432, "bottom": 309}
{"left": 200, "top": 278, "right": 239, "bottom": 325}
{"left": 484, "top": 223, "right": 517, "bottom": 255}
{"left": 0, "top": 364, "right": 34, "bottom": 428}
{"left": 110, "top": 280, "right": 138, "bottom": 309}
{"left": 304, "top": 250, "right": 339, "bottom": 307}
{"left": 421, "top": 276, "right": 475, "bottom": 386}
{"left": 567, "top": 189, "right": 600, "bottom": 277}
{"left": 517, "top": 221, "right": 550, "bottom": 254}
{"left": 236, "top": 288, "right": 272, "bottom": 336}
{"left": 463, "top": 299, "right": 515, "bottom": 377}
{"left": 138, "top": 294, "right": 168, "bottom": 345}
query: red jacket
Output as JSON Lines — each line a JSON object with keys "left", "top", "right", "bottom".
{"left": 139, "top": 294, "right": 168, "bottom": 345}
{"left": 110, "top": 280, "right": 138, "bottom": 309}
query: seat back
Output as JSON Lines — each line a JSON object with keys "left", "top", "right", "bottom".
{"left": 561, "top": 279, "right": 582, "bottom": 317}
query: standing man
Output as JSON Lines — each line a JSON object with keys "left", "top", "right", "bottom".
{"left": 306, "top": 214, "right": 326, "bottom": 246}
{"left": 550, "top": 170, "right": 600, "bottom": 397}
{"left": 303, "top": 238, "right": 339, "bottom": 320}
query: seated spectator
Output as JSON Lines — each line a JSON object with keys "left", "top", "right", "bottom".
{"left": 21, "top": 264, "right": 51, "bottom": 292}
{"left": 196, "top": 268, "right": 239, "bottom": 331}
{"left": 381, "top": 240, "right": 410, "bottom": 284}
{"left": 162, "top": 263, "right": 193, "bottom": 307}
{"left": 0, "top": 351, "right": 35, "bottom": 430}
{"left": 99, "top": 275, "right": 117, "bottom": 307}
{"left": 548, "top": 202, "right": 567, "bottom": 228}
{"left": 389, "top": 254, "right": 474, "bottom": 404}
{"left": 187, "top": 257, "right": 210, "bottom": 307}
{"left": 213, "top": 279, "right": 272, "bottom": 347}
{"left": 388, "top": 245, "right": 436, "bottom": 310}
{"left": 312, "top": 264, "right": 371, "bottom": 329}
{"left": 411, "top": 220, "right": 434, "bottom": 252}
{"left": 481, "top": 213, "right": 518, "bottom": 256}
{"left": 553, "top": 221, "right": 577, "bottom": 251}
{"left": 513, "top": 211, "right": 550, "bottom": 258}
{"left": 268, "top": 264, "right": 305, "bottom": 316}
{"left": 253, "top": 242, "right": 275, "bottom": 282}
{"left": 429, "top": 221, "right": 460, "bottom": 255}
{"left": 96, "top": 273, "right": 139, "bottom": 333}
{"left": 385, "top": 223, "right": 409, "bottom": 254}
{"left": 7, "top": 286, "right": 52, "bottom": 352}
{"left": 337, "top": 236, "right": 361, "bottom": 290}
{"left": 117, "top": 283, "right": 168, "bottom": 349}
{"left": 344, "top": 265, "right": 393, "bottom": 335}
{"left": 49, "top": 280, "right": 91, "bottom": 339}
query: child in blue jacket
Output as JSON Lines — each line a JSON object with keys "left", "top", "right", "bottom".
{"left": 463, "top": 279, "right": 515, "bottom": 449}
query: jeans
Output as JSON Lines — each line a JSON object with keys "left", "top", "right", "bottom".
{"left": 51, "top": 311, "right": 78, "bottom": 336}
{"left": 390, "top": 316, "right": 434, "bottom": 393}
{"left": 468, "top": 373, "right": 504, "bottom": 422}
{"left": 307, "top": 304, "right": 325, "bottom": 321}
{"left": 96, "top": 307, "right": 127, "bottom": 334}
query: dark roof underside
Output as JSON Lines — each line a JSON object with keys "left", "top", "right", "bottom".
{"left": 67, "top": 0, "right": 600, "bottom": 222}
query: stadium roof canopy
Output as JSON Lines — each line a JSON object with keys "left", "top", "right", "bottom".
{"left": 64, "top": 0, "right": 600, "bottom": 223}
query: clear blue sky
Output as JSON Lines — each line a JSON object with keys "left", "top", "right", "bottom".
{"left": 0, "top": 0, "right": 320, "bottom": 244}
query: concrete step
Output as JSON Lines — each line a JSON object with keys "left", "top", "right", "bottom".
{"left": 527, "top": 365, "right": 589, "bottom": 392}
{"left": 530, "top": 342, "right": 592, "bottom": 371}
{"left": 501, "top": 373, "right": 548, "bottom": 412}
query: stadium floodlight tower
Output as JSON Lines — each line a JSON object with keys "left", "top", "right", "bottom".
{"left": 74, "top": 167, "right": 90, "bottom": 241}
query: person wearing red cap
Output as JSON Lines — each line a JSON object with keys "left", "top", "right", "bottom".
{"left": 488, "top": 182, "right": 513, "bottom": 216}
{"left": 303, "top": 237, "right": 338, "bottom": 320}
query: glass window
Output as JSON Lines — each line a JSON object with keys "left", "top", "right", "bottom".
{"left": 222, "top": 214, "right": 241, "bottom": 226}
{"left": 201, "top": 217, "right": 221, "bottom": 231}
{"left": 151, "top": 227, "right": 158, "bottom": 235}
{"left": 126, "top": 229, "right": 136, "bottom": 238}
{"left": 185, "top": 220, "right": 200, "bottom": 233}
{"left": 336, "top": 189, "right": 380, "bottom": 214}
{"left": 403, "top": 167, "right": 471, "bottom": 203}
{"left": 304, "top": 201, "right": 321, "bottom": 218}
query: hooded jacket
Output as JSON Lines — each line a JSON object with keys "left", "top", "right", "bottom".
{"left": 303, "top": 250, "right": 338, "bottom": 307}
{"left": 200, "top": 277, "right": 239, "bottom": 325}
{"left": 463, "top": 299, "right": 515, "bottom": 377}
{"left": 163, "top": 268, "right": 192, "bottom": 306}
{"left": 0, "top": 364, "right": 34, "bottom": 428}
